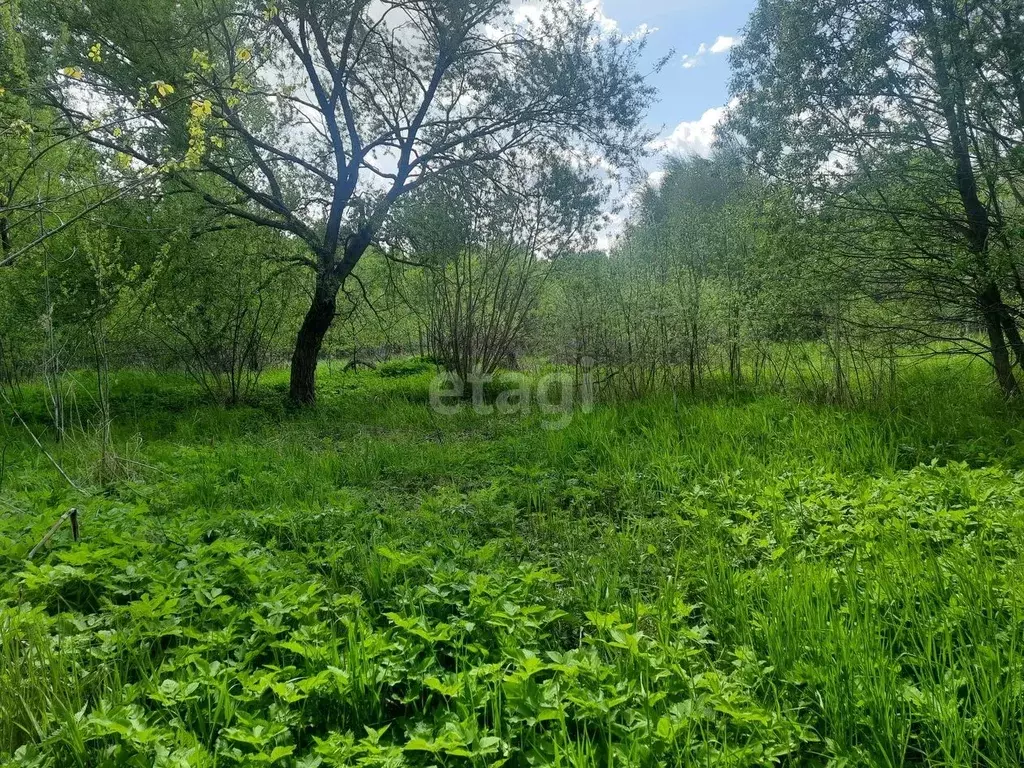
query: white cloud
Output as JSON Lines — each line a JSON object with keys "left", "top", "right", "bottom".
{"left": 582, "top": 0, "right": 619, "bottom": 34}
{"left": 647, "top": 170, "right": 667, "bottom": 188}
{"left": 513, "top": 1, "right": 654, "bottom": 41}
{"left": 649, "top": 102, "right": 734, "bottom": 158}
{"left": 594, "top": 229, "right": 617, "bottom": 252}
{"left": 710, "top": 35, "right": 739, "bottom": 54}
{"left": 626, "top": 22, "right": 659, "bottom": 42}
{"left": 681, "top": 34, "right": 741, "bottom": 69}
{"left": 512, "top": 3, "right": 543, "bottom": 26}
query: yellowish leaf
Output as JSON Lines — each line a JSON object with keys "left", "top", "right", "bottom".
{"left": 191, "top": 48, "right": 213, "bottom": 72}
{"left": 190, "top": 99, "right": 212, "bottom": 118}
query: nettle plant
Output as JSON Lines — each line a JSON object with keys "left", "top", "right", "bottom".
{"left": 38, "top": 0, "right": 660, "bottom": 404}
{"left": 3, "top": 502, "right": 810, "bottom": 767}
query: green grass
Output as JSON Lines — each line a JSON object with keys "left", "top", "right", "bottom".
{"left": 2, "top": 359, "right": 1024, "bottom": 766}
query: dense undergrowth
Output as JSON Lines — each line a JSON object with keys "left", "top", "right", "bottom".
{"left": 2, "top": 361, "right": 1024, "bottom": 766}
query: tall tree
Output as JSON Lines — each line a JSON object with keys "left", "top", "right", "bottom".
{"left": 35, "top": 0, "right": 658, "bottom": 403}
{"left": 727, "top": 0, "right": 1024, "bottom": 396}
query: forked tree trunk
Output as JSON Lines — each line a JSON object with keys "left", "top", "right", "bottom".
{"left": 289, "top": 272, "right": 341, "bottom": 405}
{"left": 925, "top": 12, "right": 1018, "bottom": 396}
{"left": 985, "top": 314, "right": 1018, "bottom": 398}
{"left": 981, "top": 284, "right": 1019, "bottom": 398}
{"left": 288, "top": 234, "right": 373, "bottom": 405}
{"left": 998, "top": 305, "right": 1024, "bottom": 372}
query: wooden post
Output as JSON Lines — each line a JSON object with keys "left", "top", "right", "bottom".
{"left": 27, "top": 507, "right": 80, "bottom": 560}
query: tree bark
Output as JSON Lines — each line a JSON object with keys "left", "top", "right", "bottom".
{"left": 0, "top": 215, "right": 10, "bottom": 256}
{"left": 998, "top": 302, "right": 1024, "bottom": 372}
{"left": 288, "top": 233, "right": 372, "bottom": 405}
{"left": 925, "top": 13, "right": 1015, "bottom": 396}
{"left": 981, "top": 283, "right": 1019, "bottom": 398}
{"left": 289, "top": 271, "right": 341, "bottom": 405}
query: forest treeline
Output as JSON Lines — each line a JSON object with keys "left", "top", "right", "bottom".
{"left": 3, "top": 0, "right": 1024, "bottom": 409}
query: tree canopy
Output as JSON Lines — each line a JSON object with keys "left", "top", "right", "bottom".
{"left": 27, "top": 0, "right": 658, "bottom": 402}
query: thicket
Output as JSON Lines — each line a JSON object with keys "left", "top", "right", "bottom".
{"left": 3, "top": 1, "right": 1024, "bottom": 408}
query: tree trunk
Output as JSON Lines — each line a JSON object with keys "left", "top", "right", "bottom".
{"left": 288, "top": 229, "right": 375, "bottom": 405}
{"left": 925, "top": 15, "right": 1018, "bottom": 396}
{"left": 687, "top": 333, "right": 696, "bottom": 393}
{"left": 0, "top": 214, "right": 10, "bottom": 255}
{"left": 289, "top": 272, "right": 341, "bottom": 405}
{"left": 981, "top": 284, "right": 1019, "bottom": 398}
{"left": 998, "top": 304, "right": 1024, "bottom": 372}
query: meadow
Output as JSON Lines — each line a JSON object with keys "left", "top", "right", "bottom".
{"left": 3, "top": 360, "right": 1024, "bottom": 767}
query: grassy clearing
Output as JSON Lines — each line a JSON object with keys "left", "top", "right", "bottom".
{"left": 2, "top": 360, "right": 1024, "bottom": 766}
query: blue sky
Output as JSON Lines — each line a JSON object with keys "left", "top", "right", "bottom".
{"left": 572, "top": 0, "right": 757, "bottom": 246}
{"left": 597, "top": 0, "right": 757, "bottom": 158}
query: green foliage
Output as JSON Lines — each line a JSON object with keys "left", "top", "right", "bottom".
{"left": 375, "top": 358, "right": 434, "bottom": 379}
{"left": 727, "top": 0, "right": 1024, "bottom": 396}
{"left": 5, "top": 3, "right": 1024, "bottom": 763}
{"left": 540, "top": 155, "right": 884, "bottom": 403}
{"left": 3, "top": 360, "right": 1024, "bottom": 766}
{"left": 23, "top": 0, "right": 662, "bottom": 403}
{"left": 138, "top": 221, "right": 305, "bottom": 405}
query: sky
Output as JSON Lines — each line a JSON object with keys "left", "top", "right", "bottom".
{"left": 577, "top": 0, "right": 758, "bottom": 246}
{"left": 597, "top": 0, "right": 756, "bottom": 159}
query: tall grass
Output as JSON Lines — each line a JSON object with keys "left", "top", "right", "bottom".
{"left": 1, "top": 357, "right": 1023, "bottom": 765}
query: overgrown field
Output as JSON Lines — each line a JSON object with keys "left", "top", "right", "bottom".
{"left": 3, "top": 362, "right": 1024, "bottom": 767}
